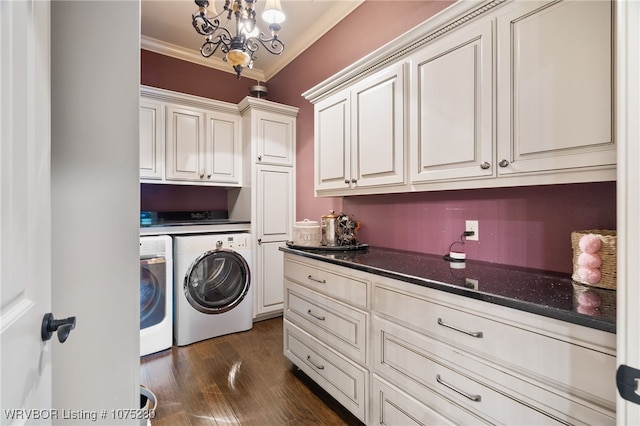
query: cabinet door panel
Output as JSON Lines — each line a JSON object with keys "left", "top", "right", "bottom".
{"left": 256, "top": 166, "right": 292, "bottom": 242}
{"left": 496, "top": 0, "right": 614, "bottom": 175}
{"left": 410, "top": 20, "right": 493, "bottom": 183}
{"left": 139, "top": 100, "right": 163, "bottom": 180}
{"left": 315, "top": 92, "right": 350, "bottom": 191}
{"left": 255, "top": 241, "right": 284, "bottom": 315}
{"left": 352, "top": 63, "right": 405, "bottom": 188}
{"left": 256, "top": 111, "right": 294, "bottom": 166}
{"left": 205, "top": 112, "right": 241, "bottom": 184}
{"left": 166, "top": 106, "right": 204, "bottom": 181}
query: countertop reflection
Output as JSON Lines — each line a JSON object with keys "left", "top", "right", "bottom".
{"left": 280, "top": 245, "right": 616, "bottom": 334}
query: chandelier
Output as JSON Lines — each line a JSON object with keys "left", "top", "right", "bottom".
{"left": 192, "top": 0, "right": 285, "bottom": 78}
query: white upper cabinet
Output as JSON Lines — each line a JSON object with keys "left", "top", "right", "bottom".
{"left": 204, "top": 111, "right": 242, "bottom": 184}
{"left": 165, "top": 105, "right": 206, "bottom": 182}
{"left": 314, "top": 62, "right": 406, "bottom": 195}
{"left": 139, "top": 99, "right": 164, "bottom": 180}
{"left": 140, "top": 86, "right": 242, "bottom": 187}
{"left": 409, "top": 19, "right": 493, "bottom": 183}
{"left": 305, "top": 0, "right": 616, "bottom": 195}
{"left": 315, "top": 90, "right": 350, "bottom": 192}
{"left": 253, "top": 110, "right": 295, "bottom": 166}
{"left": 495, "top": 0, "right": 615, "bottom": 176}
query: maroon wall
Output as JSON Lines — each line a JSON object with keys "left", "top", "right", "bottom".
{"left": 140, "top": 50, "right": 245, "bottom": 211}
{"left": 266, "top": 0, "right": 616, "bottom": 274}
{"left": 141, "top": 1, "right": 617, "bottom": 273}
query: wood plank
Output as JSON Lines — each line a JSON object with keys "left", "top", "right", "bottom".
{"left": 140, "top": 317, "right": 363, "bottom": 425}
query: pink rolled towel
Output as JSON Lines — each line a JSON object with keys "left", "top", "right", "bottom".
{"left": 578, "top": 266, "right": 601, "bottom": 285}
{"left": 578, "top": 252, "right": 602, "bottom": 269}
{"left": 579, "top": 234, "right": 601, "bottom": 254}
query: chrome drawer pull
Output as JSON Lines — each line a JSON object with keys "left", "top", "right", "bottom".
{"left": 436, "top": 374, "right": 482, "bottom": 402}
{"left": 307, "top": 309, "right": 326, "bottom": 321}
{"left": 437, "top": 318, "right": 483, "bottom": 338}
{"left": 307, "top": 275, "right": 326, "bottom": 284}
{"left": 306, "top": 355, "right": 325, "bottom": 370}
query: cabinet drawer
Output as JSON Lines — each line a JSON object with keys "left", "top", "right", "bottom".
{"left": 283, "top": 320, "right": 368, "bottom": 423}
{"left": 284, "top": 257, "right": 369, "bottom": 309}
{"left": 284, "top": 281, "right": 368, "bottom": 364}
{"left": 373, "top": 316, "right": 614, "bottom": 425}
{"left": 373, "top": 284, "right": 616, "bottom": 411}
{"left": 372, "top": 375, "right": 485, "bottom": 426}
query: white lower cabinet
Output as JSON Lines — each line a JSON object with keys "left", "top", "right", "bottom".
{"left": 371, "top": 376, "right": 482, "bottom": 426}
{"left": 282, "top": 253, "right": 616, "bottom": 425}
{"left": 283, "top": 254, "right": 371, "bottom": 423}
{"left": 284, "top": 320, "right": 368, "bottom": 421}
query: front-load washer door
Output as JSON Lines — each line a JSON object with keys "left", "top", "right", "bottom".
{"left": 184, "top": 249, "right": 251, "bottom": 314}
{"left": 140, "top": 257, "right": 167, "bottom": 329}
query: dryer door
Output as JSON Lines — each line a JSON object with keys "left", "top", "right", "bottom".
{"left": 184, "top": 249, "right": 251, "bottom": 314}
{"left": 140, "top": 256, "right": 167, "bottom": 329}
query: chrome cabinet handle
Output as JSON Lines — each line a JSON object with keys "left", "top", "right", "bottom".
{"left": 344, "top": 179, "right": 350, "bottom": 184}
{"left": 436, "top": 374, "right": 481, "bottom": 402}
{"left": 306, "top": 355, "right": 325, "bottom": 370}
{"left": 257, "top": 238, "right": 262, "bottom": 245}
{"left": 498, "top": 159, "right": 510, "bottom": 167}
{"left": 480, "top": 162, "right": 490, "bottom": 170}
{"left": 207, "top": 173, "right": 211, "bottom": 179}
{"left": 257, "top": 155, "right": 262, "bottom": 161}
{"left": 307, "top": 275, "right": 326, "bottom": 284}
{"left": 351, "top": 179, "right": 357, "bottom": 184}
{"left": 437, "top": 318, "right": 483, "bottom": 338}
{"left": 307, "top": 309, "right": 326, "bottom": 321}
{"left": 199, "top": 173, "right": 205, "bottom": 179}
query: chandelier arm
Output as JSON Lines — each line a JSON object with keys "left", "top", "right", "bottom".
{"left": 248, "top": 35, "right": 285, "bottom": 55}
{"left": 200, "top": 32, "right": 233, "bottom": 58}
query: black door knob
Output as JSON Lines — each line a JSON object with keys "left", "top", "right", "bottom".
{"left": 41, "top": 312, "right": 76, "bottom": 343}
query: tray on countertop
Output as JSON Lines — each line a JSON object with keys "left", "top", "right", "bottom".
{"left": 285, "top": 241, "right": 369, "bottom": 251}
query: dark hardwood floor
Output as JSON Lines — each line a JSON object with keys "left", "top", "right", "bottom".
{"left": 140, "top": 317, "right": 364, "bottom": 426}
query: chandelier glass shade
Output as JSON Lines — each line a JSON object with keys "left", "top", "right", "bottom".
{"left": 192, "top": 0, "right": 285, "bottom": 78}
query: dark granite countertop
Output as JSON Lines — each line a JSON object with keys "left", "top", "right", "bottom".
{"left": 280, "top": 245, "right": 616, "bottom": 334}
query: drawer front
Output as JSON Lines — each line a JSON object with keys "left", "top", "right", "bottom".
{"left": 284, "top": 258, "right": 369, "bottom": 308}
{"left": 284, "top": 281, "right": 368, "bottom": 364}
{"left": 283, "top": 320, "right": 368, "bottom": 422}
{"left": 372, "top": 375, "right": 486, "bottom": 426}
{"left": 373, "top": 285, "right": 616, "bottom": 410}
{"left": 373, "top": 317, "right": 614, "bottom": 425}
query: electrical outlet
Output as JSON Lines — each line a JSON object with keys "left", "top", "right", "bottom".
{"left": 465, "top": 220, "right": 479, "bottom": 241}
{"left": 465, "top": 278, "right": 479, "bottom": 289}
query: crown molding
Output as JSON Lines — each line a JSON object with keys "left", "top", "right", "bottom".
{"left": 141, "top": 36, "right": 267, "bottom": 81}
{"left": 302, "top": 0, "right": 507, "bottom": 103}
{"left": 141, "top": 0, "right": 364, "bottom": 82}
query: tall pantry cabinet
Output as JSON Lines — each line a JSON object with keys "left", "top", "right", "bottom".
{"left": 230, "top": 97, "right": 298, "bottom": 321}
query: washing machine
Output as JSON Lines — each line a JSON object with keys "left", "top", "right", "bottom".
{"left": 139, "top": 235, "right": 173, "bottom": 356}
{"left": 173, "top": 232, "right": 253, "bottom": 346}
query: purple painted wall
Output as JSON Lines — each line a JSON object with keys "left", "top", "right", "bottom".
{"left": 343, "top": 182, "right": 616, "bottom": 273}
{"left": 141, "top": 1, "right": 617, "bottom": 274}
{"left": 140, "top": 183, "right": 228, "bottom": 212}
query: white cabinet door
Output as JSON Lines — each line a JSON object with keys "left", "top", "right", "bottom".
{"left": 165, "top": 105, "right": 205, "bottom": 182}
{"left": 254, "top": 110, "right": 295, "bottom": 166}
{"left": 496, "top": 0, "right": 615, "bottom": 175}
{"left": 254, "top": 165, "right": 293, "bottom": 317}
{"left": 410, "top": 19, "right": 493, "bottom": 183}
{"left": 255, "top": 241, "right": 286, "bottom": 316}
{"left": 314, "top": 62, "right": 406, "bottom": 194}
{"left": 139, "top": 99, "right": 164, "bottom": 180}
{"left": 315, "top": 90, "right": 351, "bottom": 192}
{"left": 351, "top": 62, "right": 406, "bottom": 188}
{"left": 204, "top": 111, "right": 241, "bottom": 184}
{"left": 256, "top": 165, "right": 293, "bottom": 243}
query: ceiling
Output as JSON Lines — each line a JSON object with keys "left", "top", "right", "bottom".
{"left": 141, "top": 0, "right": 364, "bottom": 82}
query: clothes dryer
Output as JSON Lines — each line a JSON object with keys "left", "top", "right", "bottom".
{"left": 173, "top": 233, "right": 253, "bottom": 346}
{"left": 140, "top": 235, "right": 173, "bottom": 356}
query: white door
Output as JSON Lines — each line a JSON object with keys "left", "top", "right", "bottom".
{"left": 616, "top": 0, "right": 640, "bottom": 423}
{"left": 1, "top": 0, "right": 54, "bottom": 420}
